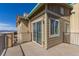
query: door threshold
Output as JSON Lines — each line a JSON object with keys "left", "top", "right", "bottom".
{"left": 32, "top": 41, "right": 43, "bottom": 48}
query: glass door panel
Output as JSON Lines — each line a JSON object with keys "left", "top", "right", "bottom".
{"left": 33, "top": 23, "right": 37, "bottom": 42}
{"left": 37, "top": 21, "right": 41, "bottom": 44}
{"left": 33, "top": 21, "right": 42, "bottom": 44}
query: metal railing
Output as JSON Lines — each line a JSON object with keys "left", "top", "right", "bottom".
{"left": 63, "top": 32, "right": 70, "bottom": 43}
{"left": 1, "top": 32, "right": 79, "bottom": 56}
{"left": 13, "top": 32, "right": 32, "bottom": 56}
{"left": 14, "top": 32, "right": 32, "bottom": 46}
{"left": 0, "top": 34, "right": 6, "bottom": 56}
{"left": 69, "top": 32, "right": 79, "bottom": 44}
{"left": 63, "top": 32, "right": 79, "bottom": 44}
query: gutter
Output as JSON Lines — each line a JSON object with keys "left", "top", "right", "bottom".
{"left": 65, "top": 3, "right": 73, "bottom": 9}
{"left": 28, "top": 3, "right": 44, "bottom": 18}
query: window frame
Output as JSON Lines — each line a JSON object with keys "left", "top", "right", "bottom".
{"left": 49, "top": 18, "right": 60, "bottom": 38}
{"left": 64, "top": 22, "right": 70, "bottom": 35}
{"left": 60, "top": 7, "right": 65, "bottom": 15}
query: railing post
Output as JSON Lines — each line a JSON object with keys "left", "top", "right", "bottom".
{"left": 63, "top": 32, "right": 64, "bottom": 43}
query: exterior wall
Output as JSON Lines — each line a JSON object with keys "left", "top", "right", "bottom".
{"left": 47, "top": 14, "right": 70, "bottom": 48}
{"left": 16, "top": 4, "right": 45, "bottom": 44}
{"left": 29, "top": 4, "right": 71, "bottom": 49}
{"left": 47, "top": 4, "right": 71, "bottom": 48}
{"left": 70, "top": 4, "right": 79, "bottom": 45}
{"left": 47, "top": 14, "right": 63, "bottom": 48}
{"left": 17, "top": 21, "right": 31, "bottom": 43}
{"left": 48, "top": 4, "right": 71, "bottom": 16}
{"left": 16, "top": 3, "right": 72, "bottom": 49}
{"left": 29, "top": 4, "right": 47, "bottom": 48}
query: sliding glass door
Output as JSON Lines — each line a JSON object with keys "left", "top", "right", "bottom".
{"left": 33, "top": 21, "right": 42, "bottom": 44}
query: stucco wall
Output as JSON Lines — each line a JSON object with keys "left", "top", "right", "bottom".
{"left": 70, "top": 4, "right": 79, "bottom": 33}
{"left": 70, "top": 4, "right": 79, "bottom": 45}
{"left": 17, "top": 21, "right": 31, "bottom": 43}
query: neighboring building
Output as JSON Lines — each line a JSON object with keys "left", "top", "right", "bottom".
{"left": 16, "top": 3, "right": 73, "bottom": 49}
{"left": 16, "top": 15, "right": 31, "bottom": 44}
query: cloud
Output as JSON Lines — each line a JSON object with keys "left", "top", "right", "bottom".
{"left": 0, "top": 22, "right": 16, "bottom": 30}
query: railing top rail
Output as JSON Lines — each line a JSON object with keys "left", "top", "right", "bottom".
{"left": 64, "top": 32, "right": 79, "bottom": 34}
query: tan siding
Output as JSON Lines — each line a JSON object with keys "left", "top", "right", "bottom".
{"left": 47, "top": 13, "right": 70, "bottom": 48}
{"left": 47, "top": 14, "right": 63, "bottom": 48}
{"left": 46, "top": 4, "right": 71, "bottom": 48}
{"left": 48, "top": 3, "right": 71, "bottom": 16}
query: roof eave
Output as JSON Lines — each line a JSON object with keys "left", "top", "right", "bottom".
{"left": 28, "top": 3, "right": 73, "bottom": 19}
{"left": 28, "top": 3, "right": 44, "bottom": 18}
{"left": 66, "top": 4, "right": 73, "bottom": 9}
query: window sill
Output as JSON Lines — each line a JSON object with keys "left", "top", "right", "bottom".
{"left": 49, "top": 34, "right": 60, "bottom": 38}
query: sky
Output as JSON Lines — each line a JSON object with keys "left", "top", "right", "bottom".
{"left": 0, "top": 3, "right": 37, "bottom": 31}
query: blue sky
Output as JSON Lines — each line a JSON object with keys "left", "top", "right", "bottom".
{"left": 0, "top": 3, "right": 37, "bottom": 30}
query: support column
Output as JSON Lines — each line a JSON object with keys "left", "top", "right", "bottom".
{"left": 43, "top": 4, "right": 48, "bottom": 49}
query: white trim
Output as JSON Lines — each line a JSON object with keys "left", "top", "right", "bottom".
{"left": 31, "top": 17, "right": 43, "bottom": 46}
{"left": 31, "top": 10, "right": 45, "bottom": 20}
{"left": 28, "top": 4, "right": 39, "bottom": 16}
{"left": 32, "top": 40, "right": 42, "bottom": 47}
{"left": 1, "top": 49, "right": 6, "bottom": 56}
{"left": 31, "top": 17, "right": 42, "bottom": 23}
{"left": 49, "top": 17, "right": 60, "bottom": 38}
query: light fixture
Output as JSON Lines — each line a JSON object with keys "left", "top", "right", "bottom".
{"left": 71, "top": 10, "right": 75, "bottom": 14}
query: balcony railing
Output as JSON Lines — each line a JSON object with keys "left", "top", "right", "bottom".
{"left": 0, "top": 34, "right": 6, "bottom": 55}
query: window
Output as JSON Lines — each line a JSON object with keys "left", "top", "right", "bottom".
{"left": 64, "top": 9, "right": 69, "bottom": 16}
{"left": 65, "top": 23, "right": 70, "bottom": 33}
{"left": 50, "top": 18, "right": 60, "bottom": 37}
{"left": 60, "top": 7, "right": 64, "bottom": 15}
{"left": 64, "top": 22, "right": 70, "bottom": 35}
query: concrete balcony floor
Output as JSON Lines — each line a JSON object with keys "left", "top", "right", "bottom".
{"left": 5, "top": 45, "right": 23, "bottom": 56}
{"left": 5, "top": 42, "right": 79, "bottom": 56}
